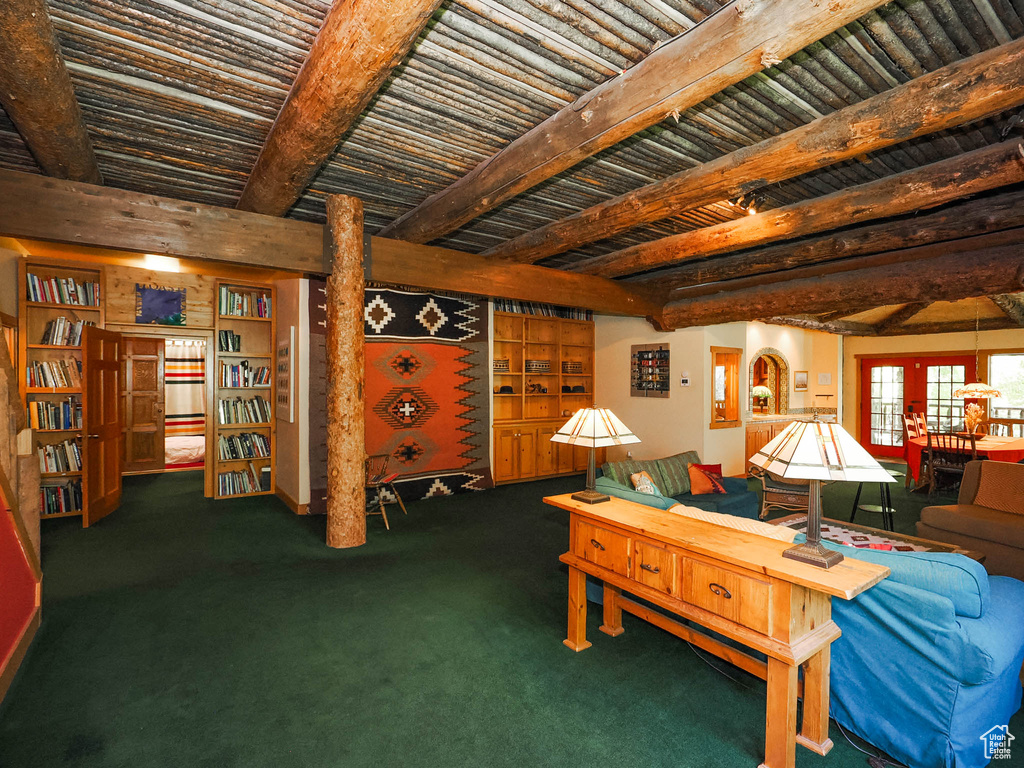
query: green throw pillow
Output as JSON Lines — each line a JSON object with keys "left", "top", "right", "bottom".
{"left": 655, "top": 451, "right": 701, "bottom": 497}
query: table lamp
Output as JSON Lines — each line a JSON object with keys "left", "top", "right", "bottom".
{"left": 749, "top": 420, "right": 895, "bottom": 568}
{"left": 551, "top": 407, "right": 639, "bottom": 504}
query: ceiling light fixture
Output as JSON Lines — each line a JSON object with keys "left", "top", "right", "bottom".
{"left": 952, "top": 298, "right": 1001, "bottom": 399}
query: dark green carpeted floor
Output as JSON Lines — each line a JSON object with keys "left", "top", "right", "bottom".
{"left": 0, "top": 469, "right": 1020, "bottom": 767}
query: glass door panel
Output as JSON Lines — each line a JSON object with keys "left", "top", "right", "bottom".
{"left": 926, "top": 364, "right": 965, "bottom": 433}
{"left": 869, "top": 365, "right": 904, "bottom": 448}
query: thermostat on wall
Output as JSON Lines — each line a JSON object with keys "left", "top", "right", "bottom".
{"left": 680, "top": 375, "right": 690, "bottom": 387}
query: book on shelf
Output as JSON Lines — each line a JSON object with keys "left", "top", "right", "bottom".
{"left": 26, "top": 273, "right": 100, "bottom": 306}
{"left": 492, "top": 298, "right": 592, "bottom": 320}
{"left": 218, "top": 462, "right": 262, "bottom": 496}
{"left": 217, "top": 395, "right": 271, "bottom": 425}
{"left": 218, "top": 360, "right": 271, "bottom": 388}
{"left": 26, "top": 357, "right": 82, "bottom": 388}
{"left": 218, "top": 330, "right": 242, "bottom": 352}
{"left": 37, "top": 438, "right": 82, "bottom": 473}
{"left": 40, "top": 480, "right": 83, "bottom": 515}
{"left": 219, "top": 286, "right": 271, "bottom": 319}
{"left": 217, "top": 432, "right": 272, "bottom": 461}
{"left": 28, "top": 397, "right": 82, "bottom": 430}
{"left": 39, "top": 317, "right": 94, "bottom": 346}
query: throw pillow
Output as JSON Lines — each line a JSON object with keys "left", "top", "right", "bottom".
{"left": 655, "top": 450, "right": 701, "bottom": 496}
{"left": 630, "top": 471, "right": 661, "bottom": 496}
{"left": 972, "top": 461, "right": 1024, "bottom": 516}
{"left": 688, "top": 463, "right": 726, "bottom": 495}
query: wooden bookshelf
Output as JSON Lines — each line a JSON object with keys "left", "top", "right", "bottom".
{"left": 18, "top": 258, "right": 105, "bottom": 522}
{"left": 213, "top": 280, "right": 276, "bottom": 499}
{"left": 492, "top": 311, "right": 600, "bottom": 484}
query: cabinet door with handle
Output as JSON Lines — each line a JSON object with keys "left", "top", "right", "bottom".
{"left": 536, "top": 423, "right": 558, "bottom": 476}
{"left": 634, "top": 540, "right": 677, "bottom": 595}
{"left": 518, "top": 427, "right": 537, "bottom": 479}
{"left": 493, "top": 426, "right": 519, "bottom": 482}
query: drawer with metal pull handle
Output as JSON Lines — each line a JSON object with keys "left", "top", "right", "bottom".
{"left": 634, "top": 540, "right": 676, "bottom": 595}
{"left": 683, "top": 558, "right": 771, "bottom": 634}
{"left": 576, "top": 521, "right": 630, "bottom": 576}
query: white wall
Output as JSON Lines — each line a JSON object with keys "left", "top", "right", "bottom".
{"left": 274, "top": 278, "right": 310, "bottom": 507}
{"left": 703, "top": 323, "right": 747, "bottom": 475}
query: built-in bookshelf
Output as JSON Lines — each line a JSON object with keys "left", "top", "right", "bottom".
{"left": 18, "top": 258, "right": 105, "bottom": 521}
{"left": 213, "top": 280, "right": 275, "bottom": 499}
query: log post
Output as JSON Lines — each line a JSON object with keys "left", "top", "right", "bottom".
{"left": 325, "top": 195, "right": 366, "bottom": 548}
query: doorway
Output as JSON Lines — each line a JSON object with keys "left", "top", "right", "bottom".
{"left": 122, "top": 334, "right": 209, "bottom": 474}
{"left": 859, "top": 354, "right": 974, "bottom": 457}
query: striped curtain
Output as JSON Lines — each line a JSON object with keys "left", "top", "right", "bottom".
{"left": 165, "top": 341, "right": 206, "bottom": 436}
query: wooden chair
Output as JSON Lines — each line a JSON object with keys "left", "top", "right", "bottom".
{"left": 748, "top": 465, "right": 811, "bottom": 519}
{"left": 984, "top": 420, "right": 1011, "bottom": 437}
{"left": 365, "top": 454, "right": 407, "bottom": 530}
{"left": 925, "top": 433, "right": 978, "bottom": 495}
{"left": 902, "top": 413, "right": 927, "bottom": 490}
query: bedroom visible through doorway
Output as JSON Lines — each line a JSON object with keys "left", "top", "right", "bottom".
{"left": 164, "top": 339, "right": 207, "bottom": 471}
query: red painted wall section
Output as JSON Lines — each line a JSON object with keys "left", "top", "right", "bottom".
{"left": 0, "top": 501, "right": 36, "bottom": 671}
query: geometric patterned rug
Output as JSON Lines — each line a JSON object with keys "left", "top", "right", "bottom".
{"left": 777, "top": 516, "right": 931, "bottom": 552}
{"left": 363, "top": 286, "right": 493, "bottom": 501}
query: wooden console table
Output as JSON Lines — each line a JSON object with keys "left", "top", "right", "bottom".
{"left": 545, "top": 494, "right": 889, "bottom": 768}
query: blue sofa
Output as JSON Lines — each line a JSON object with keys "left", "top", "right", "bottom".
{"left": 819, "top": 540, "right": 1024, "bottom": 768}
{"left": 596, "top": 452, "right": 760, "bottom": 520}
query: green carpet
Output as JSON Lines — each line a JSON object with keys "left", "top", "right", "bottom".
{"left": 0, "top": 471, "right": 1020, "bottom": 767}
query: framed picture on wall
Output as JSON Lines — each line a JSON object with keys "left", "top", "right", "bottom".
{"left": 794, "top": 371, "right": 809, "bottom": 391}
{"left": 276, "top": 326, "right": 294, "bottom": 423}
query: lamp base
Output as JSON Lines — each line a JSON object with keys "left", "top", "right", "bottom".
{"left": 571, "top": 489, "right": 610, "bottom": 504}
{"left": 782, "top": 541, "right": 845, "bottom": 569}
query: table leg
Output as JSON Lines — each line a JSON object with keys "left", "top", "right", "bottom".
{"left": 797, "top": 647, "right": 834, "bottom": 756}
{"left": 600, "top": 583, "right": 624, "bottom": 637}
{"left": 563, "top": 565, "right": 592, "bottom": 652}
{"left": 882, "top": 483, "right": 894, "bottom": 531}
{"left": 759, "top": 657, "right": 798, "bottom": 768}
{"left": 849, "top": 482, "right": 863, "bottom": 523}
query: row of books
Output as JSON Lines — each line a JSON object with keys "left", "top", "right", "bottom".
{"left": 37, "top": 439, "right": 82, "bottom": 474}
{"left": 218, "top": 330, "right": 242, "bottom": 352}
{"left": 217, "top": 396, "right": 271, "bottom": 425}
{"left": 26, "top": 358, "right": 82, "bottom": 389}
{"left": 219, "top": 361, "right": 271, "bottom": 388}
{"left": 39, "top": 317, "right": 95, "bottom": 346}
{"left": 27, "top": 273, "right": 101, "bottom": 306}
{"left": 219, "top": 286, "right": 271, "bottom": 318}
{"left": 41, "top": 480, "right": 83, "bottom": 516}
{"left": 217, "top": 464, "right": 270, "bottom": 496}
{"left": 217, "top": 432, "right": 271, "bottom": 461}
{"left": 28, "top": 397, "right": 82, "bottom": 430}
{"left": 493, "top": 298, "right": 593, "bottom": 320}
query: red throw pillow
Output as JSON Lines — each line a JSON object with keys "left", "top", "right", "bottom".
{"left": 687, "top": 463, "right": 726, "bottom": 495}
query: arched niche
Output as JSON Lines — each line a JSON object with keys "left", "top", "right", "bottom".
{"left": 749, "top": 348, "right": 791, "bottom": 415}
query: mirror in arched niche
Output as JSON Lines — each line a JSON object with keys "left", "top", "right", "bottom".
{"left": 749, "top": 348, "right": 790, "bottom": 415}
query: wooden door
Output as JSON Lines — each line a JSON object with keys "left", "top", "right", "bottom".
{"left": 493, "top": 426, "right": 518, "bottom": 482}
{"left": 536, "top": 423, "right": 558, "bottom": 476}
{"left": 518, "top": 428, "right": 537, "bottom": 479}
{"left": 83, "top": 327, "right": 122, "bottom": 526}
{"left": 122, "top": 336, "right": 165, "bottom": 473}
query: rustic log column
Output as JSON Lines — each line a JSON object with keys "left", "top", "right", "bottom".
{"left": 325, "top": 195, "right": 366, "bottom": 548}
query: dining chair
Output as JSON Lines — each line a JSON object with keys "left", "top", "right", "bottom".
{"left": 985, "top": 420, "right": 1011, "bottom": 437}
{"left": 748, "top": 465, "right": 812, "bottom": 519}
{"left": 365, "top": 454, "right": 407, "bottom": 531}
{"left": 925, "top": 433, "right": 978, "bottom": 495}
{"left": 902, "top": 413, "right": 926, "bottom": 489}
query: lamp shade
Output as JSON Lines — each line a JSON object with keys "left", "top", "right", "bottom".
{"left": 550, "top": 407, "right": 640, "bottom": 448}
{"left": 750, "top": 420, "right": 894, "bottom": 484}
{"left": 952, "top": 382, "right": 1002, "bottom": 399}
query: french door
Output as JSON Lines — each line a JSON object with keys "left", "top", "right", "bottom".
{"left": 860, "top": 355, "right": 974, "bottom": 457}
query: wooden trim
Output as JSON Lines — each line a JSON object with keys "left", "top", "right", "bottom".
{"left": 275, "top": 484, "right": 309, "bottom": 516}
{"left": 379, "top": 0, "right": 891, "bottom": 244}
{"left": 710, "top": 346, "right": 743, "bottom": 429}
{"left": 0, "top": 606, "right": 40, "bottom": 705}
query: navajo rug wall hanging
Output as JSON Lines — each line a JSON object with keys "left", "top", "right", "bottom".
{"left": 308, "top": 281, "right": 493, "bottom": 514}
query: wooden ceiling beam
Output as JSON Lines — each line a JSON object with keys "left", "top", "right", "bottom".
{"left": 483, "top": 38, "right": 1024, "bottom": 264}
{"left": 236, "top": 0, "right": 444, "bottom": 216}
{"left": 632, "top": 187, "right": 1024, "bottom": 294}
{"left": 659, "top": 238, "right": 1024, "bottom": 329}
{"left": 579, "top": 139, "right": 1024, "bottom": 279}
{"left": 0, "top": 0, "right": 101, "bottom": 183}
{"left": 990, "top": 294, "right": 1024, "bottom": 326}
{"left": 876, "top": 318, "right": 1017, "bottom": 336}
{"left": 763, "top": 316, "right": 873, "bottom": 336}
{"left": 379, "top": 0, "right": 890, "bottom": 244}
{"left": 873, "top": 302, "right": 930, "bottom": 334}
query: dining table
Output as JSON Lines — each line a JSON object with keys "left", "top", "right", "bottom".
{"left": 906, "top": 434, "right": 1024, "bottom": 482}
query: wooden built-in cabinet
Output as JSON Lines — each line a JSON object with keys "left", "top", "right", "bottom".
{"left": 213, "top": 280, "right": 276, "bottom": 499}
{"left": 492, "top": 311, "right": 602, "bottom": 484}
{"left": 745, "top": 419, "right": 793, "bottom": 468}
{"left": 18, "top": 258, "right": 105, "bottom": 524}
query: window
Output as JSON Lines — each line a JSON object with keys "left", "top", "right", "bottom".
{"left": 710, "top": 347, "right": 741, "bottom": 428}
{"left": 926, "top": 364, "right": 965, "bottom": 433}
{"left": 988, "top": 353, "right": 1024, "bottom": 436}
